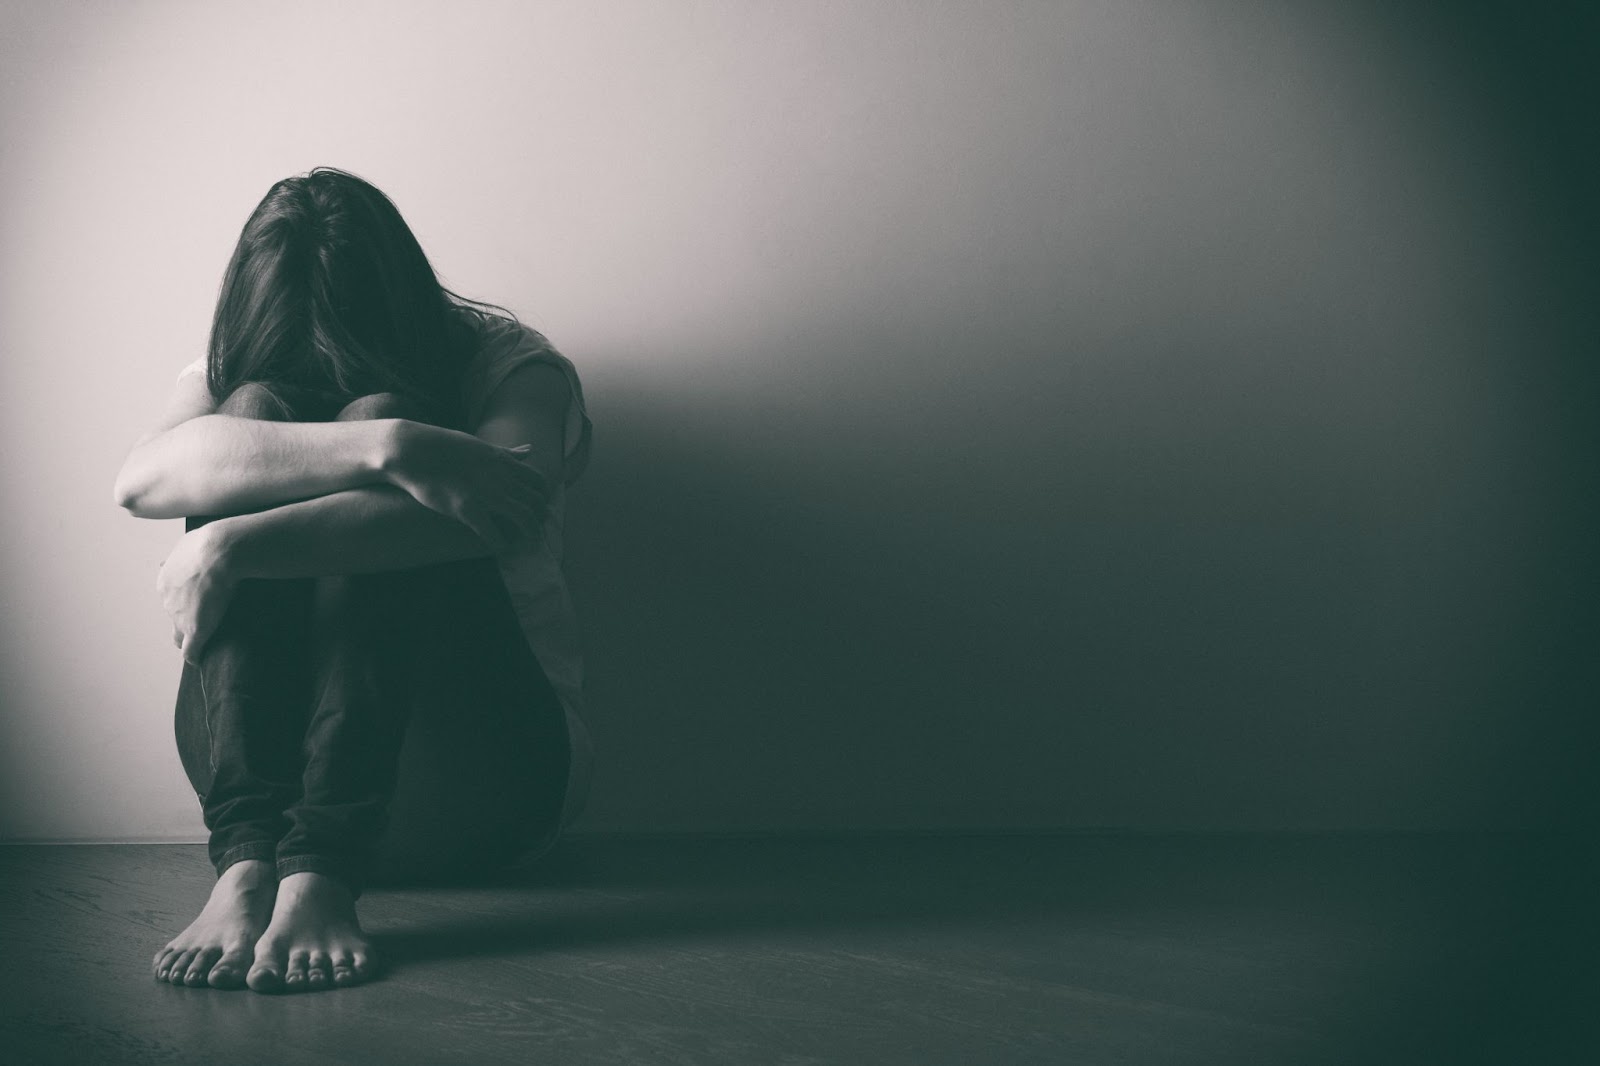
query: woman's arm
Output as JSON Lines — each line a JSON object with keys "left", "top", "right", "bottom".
{"left": 158, "top": 362, "right": 570, "bottom": 660}
{"left": 208, "top": 482, "right": 517, "bottom": 579}
{"left": 197, "top": 362, "right": 570, "bottom": 579}
{"left": 162, "top": 473, "right": 522, "bottom": 662}
{"left": 114, "top": 412, "right": 399, "bottom": 520}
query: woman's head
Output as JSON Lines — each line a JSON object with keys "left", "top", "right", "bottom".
{"left": 207, "top": 167, "right": 474, "bottom": 424}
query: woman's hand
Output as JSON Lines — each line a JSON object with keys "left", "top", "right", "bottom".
{"left": 379, "top": 419, "right": 551, "bottom": 554}
{"left": 157, "top": 523, "right": 239, "bottom": 666}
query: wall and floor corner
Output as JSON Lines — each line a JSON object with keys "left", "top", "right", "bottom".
{"left": 0, "top": 1, "right": 1594, "bottom": 843}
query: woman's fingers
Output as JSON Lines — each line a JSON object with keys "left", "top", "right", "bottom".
{"left": 501, "top": 461, "right": 550, "bottom": 501}
{"left": 508, "top": 464, "right": 550, "bottom": 502}
{"left": 185, "top": 619, "right": 217, "bottom": 666}
{"left": 500, "top": 447, "right": 549, "bottom": 482}
{"left": 484, "top": 480, "right": 547, "bottom": 526}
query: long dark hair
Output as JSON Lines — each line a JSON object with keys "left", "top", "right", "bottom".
{"left": 205, "top": 167, "right": 508, "bottom": 429}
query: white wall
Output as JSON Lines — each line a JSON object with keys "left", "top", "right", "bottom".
{"left": 0, "top": 1, "right": 1580, "bottom": 839}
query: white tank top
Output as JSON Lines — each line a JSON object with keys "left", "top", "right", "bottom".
{"left": 175, "top": 311, "right": 596, "bottom": 832}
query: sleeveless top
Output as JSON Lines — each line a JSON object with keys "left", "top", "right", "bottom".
{"left": 175, "top": 311, "right": 596, "bottom": 836}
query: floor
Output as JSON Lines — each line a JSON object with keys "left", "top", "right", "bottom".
{"left": 0, "top": 833, "right": 1591, "bottom": 1065}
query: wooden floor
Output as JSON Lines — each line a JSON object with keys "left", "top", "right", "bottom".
{"left": 0, "top": 833, "right": 1591, "bottom": 1065}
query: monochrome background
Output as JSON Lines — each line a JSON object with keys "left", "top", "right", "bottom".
{"left": 0, "top": 0, "right": 1592, "bottom": 841}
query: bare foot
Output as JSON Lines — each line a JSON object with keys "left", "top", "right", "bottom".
{"left": 246, "top": 871, "right": 376, "bottom": 993}
{"left": 152, "top": 859, "right": 277, "bottom": 989}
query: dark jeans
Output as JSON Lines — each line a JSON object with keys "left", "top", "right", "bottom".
{"left": 174, "top": 382, "right": 569, "bottom": 896}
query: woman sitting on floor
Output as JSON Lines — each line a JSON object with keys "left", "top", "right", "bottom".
{"left": 113, "top": 167, "right": 595, "bottom": 993}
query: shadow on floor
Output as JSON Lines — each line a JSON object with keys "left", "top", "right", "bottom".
{"left": 367, "top": 831, "right": 1599, "bottom": 1065}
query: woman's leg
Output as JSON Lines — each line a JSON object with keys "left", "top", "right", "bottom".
{"left": 247, "top": 392, "right": 571, "bottom": 992}
{"left": 173, "top": 381, "right": 343, "bottom": 874}
{"left": 160, "top": 381, "right": 335, "bottom": 989}
{"left": 370, "top": 550, "right": 571, "bottom": 886}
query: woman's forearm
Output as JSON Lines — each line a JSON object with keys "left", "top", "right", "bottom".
{"left": 114, "top": 416, "right": 399, "bottom": 519}
{"left": 209, "top": 482, "right": 520, "bottom": 579}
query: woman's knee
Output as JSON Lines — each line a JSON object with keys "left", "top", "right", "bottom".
{"left": 216, "top": 381, "right": 297, "bottom": 421}
{"left": 335, "top": 391, "right": 433, "bottom": 423}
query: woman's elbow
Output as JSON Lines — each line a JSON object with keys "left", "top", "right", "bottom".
{"left": 113, "top": 475, "right": 156, "bottom": 517}
{"left": 112, "top": 461, "right": 143, "bottom": 512}
{"left": 112, "top": 461, "right": 177, "bottom": 519}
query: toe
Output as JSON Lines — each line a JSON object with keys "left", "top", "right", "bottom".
{"left": 283, "top": 950, "right": 310, "bottom": 991}
{"left": 330, "top": 950, "right": 356, "bottom": 987}
{"left": 153, "top": 948, "right": 175, "bottom": 980}
{"left": 246, "top": 960, "right": 283, "bottom": 993}
{"left": 209, "top": 949, "right": 251, "bottom": 990}
{"left": 168, "top": 949, "right": 197, "bottom": 984}
{"left": 246, "top": 941, "right": 287, "bottom": 994}
{"left": 351, "top": 950, "right": 375, "bottom": 979}
{"left": 185, "top": 947, "right": 222, "bottom": 986}
{"left": 306, "top": 951, "right": 330, "bottom": 989}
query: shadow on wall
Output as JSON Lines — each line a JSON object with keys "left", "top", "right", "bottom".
{"left": 553, "top": 3, "right": 1600, "bottom": 837}
{"left": 561, "top": 299, "right": 1574, "bottom": 834}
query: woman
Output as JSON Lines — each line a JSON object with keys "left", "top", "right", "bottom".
{"left": 112, "top": 167, "right": 594, "bottom": 994}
